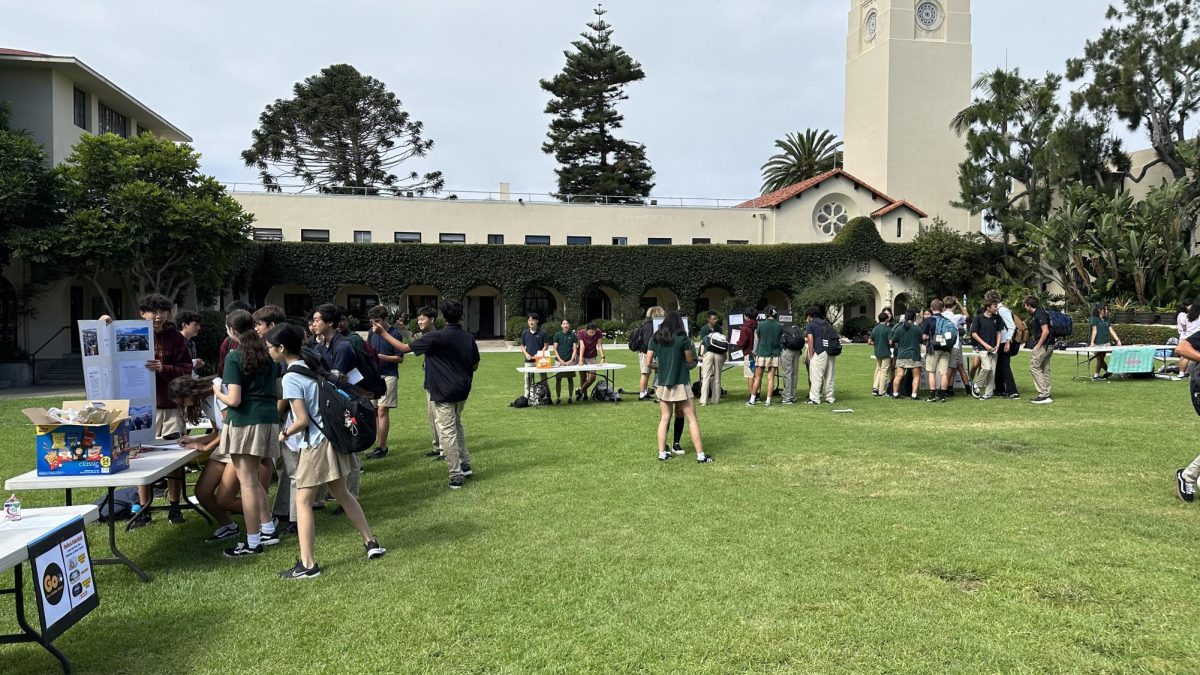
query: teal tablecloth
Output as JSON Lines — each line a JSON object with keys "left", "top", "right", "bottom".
{"left": 1108, "top": 346, "right": 1157, "bottom": 373}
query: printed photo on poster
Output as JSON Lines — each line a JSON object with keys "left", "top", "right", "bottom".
{"left": 115, "top": 326, "right": 150, "bottom": 353}
{"left": 128, "top": 405, "right": 154, "bottom": 432}
{"left": 81, "top": 329, "right": 100, "bottom": 357}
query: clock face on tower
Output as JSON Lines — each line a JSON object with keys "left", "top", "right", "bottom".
{"left": 865, "top": 10, "right": 878, "bottom": 41}
{"left": 915, "top": 1, "right": 943, "bottom": 31}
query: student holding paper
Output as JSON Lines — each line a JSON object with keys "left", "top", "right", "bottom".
{"left": 310, "top": 304, "right": 363, "bottom": 498}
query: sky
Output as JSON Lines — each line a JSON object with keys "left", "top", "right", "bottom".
{"left": 6, "top": 0, "right": 1132, "bottom": 200}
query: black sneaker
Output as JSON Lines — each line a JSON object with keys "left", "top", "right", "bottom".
{"left": 365, "top": 447, "right": 389, "bottom": 460}
{"left": 871, "top": 388, "right": 879, "bottom": 396}
{"left": 261, "top": 527, "right": 281, "bottom": 546}
{"left": 638, "top": 392, "right": 652, "bottom": 401}
{"left": 223, "top": 541, "right": 264, "bottom": 558}
{"left": 658, "top": 450, "right": 671, "bottom": 461}
{"left": 672, "top": 442, "right": 684, "bottom": 455}
{"left": 804, "top": 400, "right": 820, "bottom": 405}
{"left": 424, "top": 449, "right": 441, "bottom": 457}
{"left": 129, "top": 511, "right": 152, "bottom": 529}
{"left": 365, "top": 540, "right": 386, "bottom": 559}
{"left": 331, "top": 506, "right": 345, "bottom": 517}
{"left": 461, "top": 462, "right": 473, "bottom": 477}
{"left": 449, "top": 477, "right": 464, "bottom": 490}
{"left": 279, "top": 559, "right": 321, "bottom": 580}
{"left": 280, "top": 521, "right": 298, "bottom": 536}
{"left": 167, "top": 507, "right": 185, "bottom": 525}
{"left": 926, "top": 394, "right": 939, "bottom": 403}
{"left": 1031, "top": 395, "right": 1053, "bottom": 405}
{"left": 204, "top": 523, "right": 239, "bottom": 544}
{"left": 435, "top": 452, "right": 447, "bottom": 462}
{"left": 1177, "top": 469, "right": 1195, "bottom": 503}
{"left": 696, "top": 453, "right": 715, "bottom": 463}
{"left": 1007, "top": 393, "right": 1021, "bottom": 400}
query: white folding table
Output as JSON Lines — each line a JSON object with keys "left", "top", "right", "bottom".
{"left": 1, "top": 505, "right": 99, "bottom": 672}
{"left": 1062, "top": 344, "right": 1180, "bottom": 380}
{"left": 516, "top": 363, "right": 627, "bottom": 400}
{"left": 5, "top": 447, "right": 207, "bottom": 582}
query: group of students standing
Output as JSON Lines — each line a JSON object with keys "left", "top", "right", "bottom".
{"left": 110, "top": 293, "right": 479, "bottom": 580}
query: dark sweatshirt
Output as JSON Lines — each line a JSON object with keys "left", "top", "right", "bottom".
{"left": 736, "top": 318, "right": 758, "bottom": 355}
{"left": 155, "top": 324, "right": 193, "bottom": 409}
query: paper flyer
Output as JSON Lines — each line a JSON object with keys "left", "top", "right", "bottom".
{"left": 78, "top": 320, "right": 157, "bottom": 447}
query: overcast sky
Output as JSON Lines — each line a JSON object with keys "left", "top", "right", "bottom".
{"left": 7, "top": 1, "right": 1133, "bottom": 199}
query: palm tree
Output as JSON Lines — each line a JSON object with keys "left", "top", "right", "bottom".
{"left": 759, "top": 129, "right": 844, "bottom": 194}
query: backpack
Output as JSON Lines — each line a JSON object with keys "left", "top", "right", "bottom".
{"left": 706, "top": 333, "right": 729, "bottom": 355}
{"left": 528, "top": 381, "right": 551, "bottom": 407}
{"left": 781, "top": 324, "right": 806, "bottom": 352}
{"left": 933, "top": 315, "right": 958, "bottom": 352}
{"left": 287, "top": 364, "right": 377, "bottom": 454}
{"left": 592, "top": 381, "right": 621, "bottom": 402}
{"left": 1048, "top": 310, "right": 1073, "bottom": 338}
{"left": 1190, "top": 364, "right": 1200, "bottom": 416}
{"left": 821, "top": 321, "right": 843, "bottom": 356}
{"left": 94, "top": 486, "right": 140, "bottom": 522}
{"left": 510, "top": 396, "right": 529, "bottom": 408}
{"left": 347, "top": 335, "right": 386, "bottom": 399}
{"left": 1012, "top": 313, "right": 1029, "bottom": 345}
{"left": 628, "top": 321, "right": 650, "bottom": 353}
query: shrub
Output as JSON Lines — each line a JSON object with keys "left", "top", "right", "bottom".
{"left": 193, "top": 310, "right": 227, "bottom": 375}
{"left": 1063, "top": 323, "right": 1176, "bottom": 345}
{"left": 841, "top": 316, "right": 874, "bottom": 341}
{"left": 408, "top": 317, "right": 447, "bottom": 335}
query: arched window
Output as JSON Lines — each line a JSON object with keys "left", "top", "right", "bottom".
{"left": 523, "top": 287, "right": 557, "bottom": 320}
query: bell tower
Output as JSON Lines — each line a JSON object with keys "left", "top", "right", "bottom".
{"left": 843, "top": 0, "right": 973, "bottom": 231}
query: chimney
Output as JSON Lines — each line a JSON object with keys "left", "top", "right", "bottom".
{"left": 499, "top": 182, "right": 511, "bottom": 201}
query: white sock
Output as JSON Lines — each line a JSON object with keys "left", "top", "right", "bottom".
{"left": 261, "top": 520, "right": 276, "bottom": 535}
{"left": 749, "top": 395, "right": 756, "bottom": 403}
{"left": 247, "top": 532, "right": 261, "bottom": 548}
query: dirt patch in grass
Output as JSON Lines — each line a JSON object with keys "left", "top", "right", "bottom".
{"left": 920, "top": 565, "right": 988, "bottom": 592}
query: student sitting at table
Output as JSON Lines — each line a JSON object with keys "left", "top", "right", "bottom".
{"left": 553, "top": 318, "right": 579, "bottom": 404}
{"left": 577, "top": 322, "right": 606, "bottom": 400}
{"left": 169, "top": 376, "right": 273, "bottom": 544}
{"left": 1088, "top": 303, "right": 1122, "bottom": 380}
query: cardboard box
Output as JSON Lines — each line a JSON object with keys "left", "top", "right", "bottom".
{"left": 24, "top": 400, "right": 131, "bottom": 477}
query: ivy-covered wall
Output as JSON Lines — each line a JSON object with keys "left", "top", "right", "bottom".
{"left": 246, "top": 217, "right": 918, "bottom": 322}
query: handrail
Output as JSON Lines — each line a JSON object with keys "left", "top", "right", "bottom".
{"left": 29, "top": 325, "right": 72, "bottom": 386}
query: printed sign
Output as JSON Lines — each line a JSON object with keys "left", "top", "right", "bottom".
{"left": 28, "top": 518, "right": 99, "bottom": 643}
{"left": 78, "top": 320, "right": 157, "bottom": 448}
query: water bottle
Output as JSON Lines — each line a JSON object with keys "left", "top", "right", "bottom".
{"left": 3, "top": 494, "right": 20, "bottom": 521}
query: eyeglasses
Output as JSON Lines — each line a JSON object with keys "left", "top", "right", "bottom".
{"left": 267, "top": 343, "right": 280, "bottom": 351}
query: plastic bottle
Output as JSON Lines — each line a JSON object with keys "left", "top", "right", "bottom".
{"left": 3, "top": 494, "right": 21, "bottom": 521}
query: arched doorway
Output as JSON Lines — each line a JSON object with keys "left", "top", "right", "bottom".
{"left": 894, "top": 293, "right": 911, "bottom": 317}
{"left": 696, "top": 286, "right": 731, "bottom": 315}
{"left": 583, "top": 286, "right": 618, "bottom": 322}
{"left": 402, "top": 285, "right": 442, "bottom": 319}
{"left": 760, "top": 288, "right": 791, "bottom": 314}
{"left": 335, "top": 284, "right": 381, "bottom": 331}
{"left": 523, "top": 286, "right": 562, "bottom": 321}
{"left": 265, "top": 283, "right": 314, "bottom": 321}
{"left": 641, "top": 286, "right": 680, "bottom": 312}
{"left": 465, "top": 286, "right": 504, "bottom": 338}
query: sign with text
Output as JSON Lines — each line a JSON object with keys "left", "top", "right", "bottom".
{"left": 78, "top": 320, "right": 157, "bottom": 447}
{"left": 28, "top": 517, "right": 99, "bottom": 643}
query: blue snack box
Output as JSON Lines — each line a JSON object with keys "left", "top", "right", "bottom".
{"left": 25, "top": 400, "right": 131, "bottom": 477}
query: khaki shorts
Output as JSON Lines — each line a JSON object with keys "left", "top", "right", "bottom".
{"left": 639, "top": 355, "right": 651, "bottom": 375}
{"left": 656, "top": 383, "right": 691, "bottom": 402}
{"left": 293, "top": 438, "right": 355, "bottom": 490}
{"left": 743, "top": 359, "right": 755, "bottom": 378}
{"left": 897, "top": 358, "right": 921, "bottom": 370}
{"left": 582, "top": 356, "right": 598, "bottom": 365}
{"left": 378, "top": 375, "right": 398, "bottom": 408}
{"left": 225, "top": 423, "right": 281, "bottom": 459}
{"left": 155, "top": 408, "right": 184, "bottom": 438}
{"left": 756, "top": 356, "right": 781, "bottom": 369}
{"left": 925, "top": 350, "right": 950, "bottom": 375}
{"left": 949, "top": 346, "right": 964, "bottom": 369}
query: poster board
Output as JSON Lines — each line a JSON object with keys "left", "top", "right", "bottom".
{"left": 28, "top": 517, "right": 99, "bottom": 643}
{"left": 78, "top": 320, "right": 157, "bottom": 447}
{"left": 651, "top": 317, "right": 690, "bottom": 336}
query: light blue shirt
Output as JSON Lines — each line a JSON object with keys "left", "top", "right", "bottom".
{"left": 281, "top": 365, "right": 325, "bottom": 448}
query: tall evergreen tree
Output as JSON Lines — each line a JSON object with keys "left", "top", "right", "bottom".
{"left": 540, "top": 5, "right": 654, "bottom": 204}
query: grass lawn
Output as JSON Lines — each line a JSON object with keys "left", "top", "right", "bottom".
{"left": 3, "top": 344, "right": 1200, "bottom": 673}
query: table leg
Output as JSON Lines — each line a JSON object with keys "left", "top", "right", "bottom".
{"left": 63, "top": 488, "right": 72, "bottom": 507}
{"left": 0, "top": 564, "right": 72, "bottom": 673}
{"left": 93, "top": 487, "right": 150, "bottom": 583}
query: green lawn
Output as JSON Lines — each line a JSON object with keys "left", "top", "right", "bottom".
{"left": 3, "top": 345, "right": 1200, "bottom": 673}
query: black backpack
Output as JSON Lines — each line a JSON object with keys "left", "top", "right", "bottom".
{"left": 781, "top": 324, "right": 806, "bottom": 351}
{"left": 822, "top": 321, "right": 843, "bottom": 356}
{"left": 345, "top": 335, "right": 386, "bottom": 399}
{"left": 288, "top": 364, "right": 377, "bottom": 454}
{"left": 628, "top": 321, "right": 650, "bottom": 353}
{"left": 1047, "top": 310, "right": 1073, "bottom": 338}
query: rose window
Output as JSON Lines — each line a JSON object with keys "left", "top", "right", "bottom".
{"left": 816, "top": 202, "right": 849, "bottom": 236}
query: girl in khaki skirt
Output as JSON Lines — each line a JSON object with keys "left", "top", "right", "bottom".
{"left": 268, "top": 323, "right": 385, "bottom": 580}
{"left": 214, "top": 310, "right": 280, "bottom": 557}
{"left": 645, "top": 311, "right": 713, "bottom": 464}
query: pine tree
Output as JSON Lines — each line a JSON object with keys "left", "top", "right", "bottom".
{"left": 540, "top": 5, "right": 655, "bottom": 204}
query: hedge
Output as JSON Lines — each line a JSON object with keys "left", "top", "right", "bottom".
{"left": 246, "top": 217, "right": 920, "bottom": 324}
{"left": 1064, "top": 323, "right": 1177, "bottom": 346}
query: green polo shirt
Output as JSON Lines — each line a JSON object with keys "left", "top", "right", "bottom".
{"left": 652, "top": 334, "right": 693, "bottom": 387}
{"left": 554, "top": 330, "right": 578, "bottom": 361}
{"left": 891, "top": 322, "right": 922, "bottom": 361}
{"left": 755, "top": 319, "right": 784, "bottom": 358}
{"left": 1089, "top": 317, "right": 1112, "bottom": 345}
{"left": 223, "top": 349, "right": 280, "bottom": 427}
{"left": 870, "top": 323, "right": 892, "bottom": 359}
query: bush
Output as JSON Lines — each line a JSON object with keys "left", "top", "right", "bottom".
{"left": 1064, "top": 322, "right": 1176, "bottom": 345}
{"left": 193, "top": 310, "right": 227, "bottom": 375}
{"left": 594, "top": 319, "right": 627, "bottom": 341}
{"left": 841, "top": 316, "right": 874, "bottom": 341}
{"left": 408, "top": 317, "right": 447, "bottom": 335}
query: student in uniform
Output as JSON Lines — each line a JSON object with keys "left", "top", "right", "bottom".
{"left": 520, "top": 313, "right": 549, "bottom": 398}
{"left": 988, "top": 291, "right": 1021, "bottom": 399}
{"left": 175, "top": 310, "right": 205, "bottom": 374}
{"left": 890, "top": 308, "right": 923, "bottom": 400}
{"left": 920, "top": 298, "right": 952, "bottom": 403}
{"left": 366, "top": 305, "right": 404, "bottom": 459}
{"left": 969, "top": 300, "right": 1003, "bottom": 399}
{"left": 635, "top": 307, "right": 666, "bottom": 401}
{"left": 413, "top": 306, "right": 445, "bottom": 459}
{"left": 645, "top": 310, "right": 713, "bottom": 463}
{"left": 698, "top": 311, "right": 724, "bottom": 406}
{"left": 734, "top": 309, "right": 758, "bottom": 397}
{"left": 310, "top": 304, "right": 363, "bottom": 498}
{"left": 1024, "top": 295, "right": 1054, "bottom": 404}
{"left": 868, "top": 311, "right": 894, "bottom": 396}
{"left": 577, "top": 322, "right": 606, "bottom": 400}
{"left": 804, "top": 306, "right": 837, "bottom": 404}
{"left": 942, "top": 296, "right": 971, "bottom": 395}
{"left": 249, "top": 304, "right": 302, "bottom": 533}
{"left": 748, "top": 306, "right": 783, "bottom": 407}
{"left": 269, "top": 323, "right": 386, "bottom": 579}
{"left": 372, "top": 300, "right": 481, "bottom": 489}
{"left": 215, "top": 310, "right": 281, "bottom": 557}
{"left": 779, "top": 320, "right": 804, "bottom": 405}
{"left": 553, "top": 318, "right": 580, "bottom": 404}
{"left": 1088, "top": 303, "right": 1122, "bottom": 380}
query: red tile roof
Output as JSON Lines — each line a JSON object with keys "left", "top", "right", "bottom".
{"left": 872, "top": 199, "right": 928, "bottom": 218}
{"left": 0, "top": 48, "right": 52, "bottom": 57}
{"left": 736, "top": 168, "right": 925, "bottom": 219}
